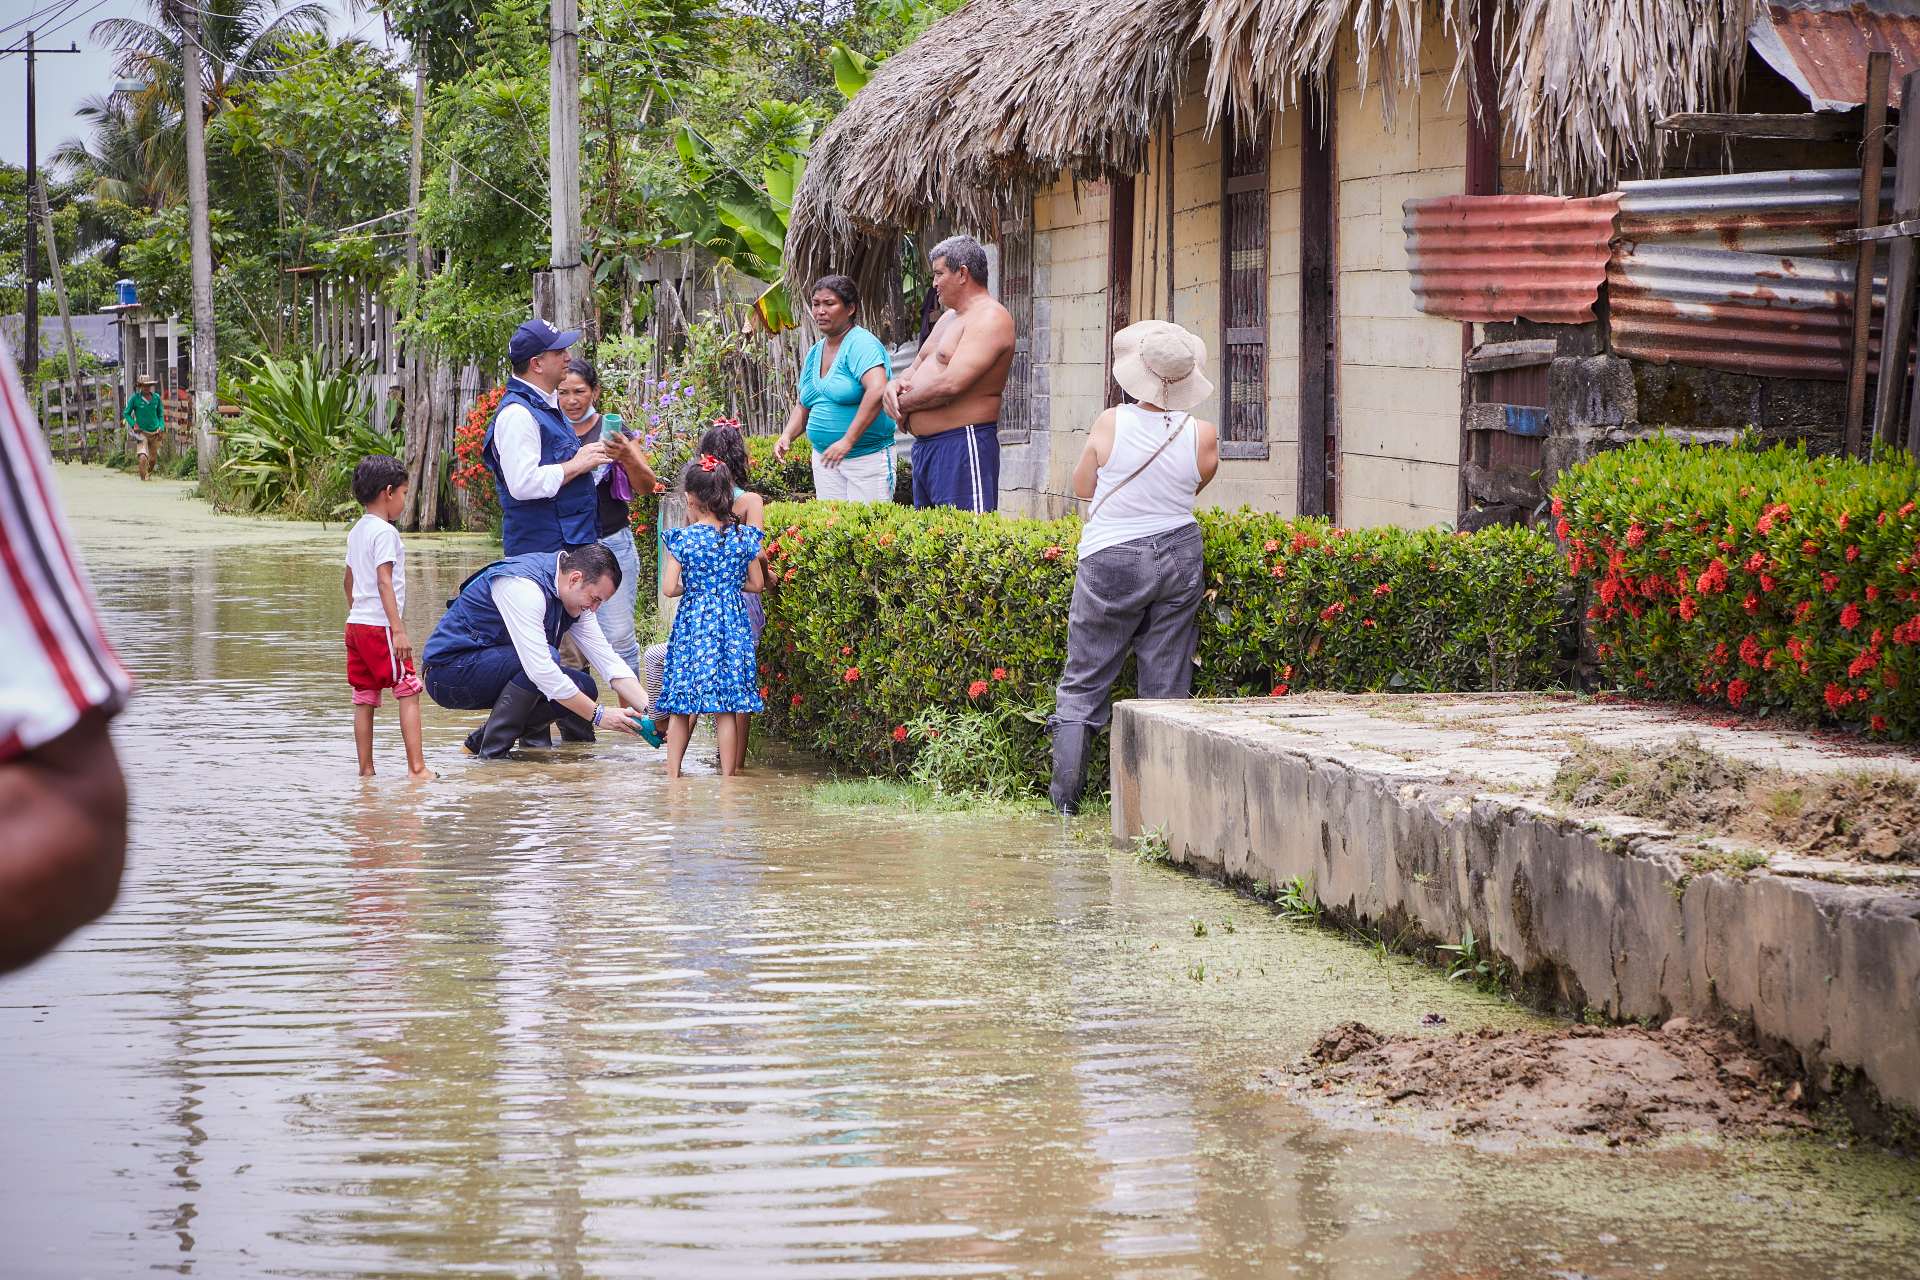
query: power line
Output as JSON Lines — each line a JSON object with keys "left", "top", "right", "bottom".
{"left": 0, "top": 0, "right": 84, "bottom": 43}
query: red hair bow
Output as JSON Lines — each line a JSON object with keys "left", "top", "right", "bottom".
{"left": 698, "top": 453, "right": 720, "bottom": 472}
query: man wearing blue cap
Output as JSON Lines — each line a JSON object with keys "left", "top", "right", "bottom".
{"left": 486, "top": 318, "right": 610, "bottom": 557}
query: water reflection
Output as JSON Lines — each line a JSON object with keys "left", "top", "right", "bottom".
{"left": 2, "top": 477, "right": 1917, "bottom": 1279}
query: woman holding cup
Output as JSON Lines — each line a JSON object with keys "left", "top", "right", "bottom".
{"left": 557, "top": 356, "right": 658, "bottom": 673}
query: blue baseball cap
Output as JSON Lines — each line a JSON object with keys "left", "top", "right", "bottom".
{"left": 508, "top": 317, "right": 582, "bottom": 365}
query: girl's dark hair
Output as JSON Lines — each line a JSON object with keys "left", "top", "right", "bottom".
{"left": 696, "top": 421, "right": 750, "bottom": 490}
{"left": 810, "top": 274, "right": 859, "bottom": 315}
{"left": 681, "top": 458, "right": 740, "bottom": 532}
{"left": 562, "top": 356, "right": 598, "bottom": 389}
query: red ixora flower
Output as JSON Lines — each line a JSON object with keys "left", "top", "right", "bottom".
{"left": 1551, "top": 496, "right": 1565, "bottom": 518}
{"left": 843, "top": 667, "right": 861, "bottom": 683}
{"left": 1821, "top": 572, "right": 1842, "bottom": 592}
{"left": 1270, "top": 682, "right": 1290, "bottom": 697}
{"left": 1626, "top": 523, "right": 1647, "bottom": 549}
{"left": 1739, "top": 635, "right": 1763, "bottom": 667}
{"left": 1824, "top": 682, "right": 1854, "bottom": 711}
{"left": 991, "top": 667, "right": 1008, "bottom": 681}
{"left": 1841, "top": 602, "right": 1864, "bottom": 630}
{"left": 790, "top": 694, "right": 803, "bottom": 707}
{"left": 1319, "top": 602, "right": 1346, "bottom": 622}
{"left": 1678, "top": 595, "right": 1699, "bottom": 621}
{"left": 1373, "top": 583, "right": 1392, "bottom": 597}
{"left": 1264, "top": 539, "right": 1281, "bottom": 553}
{"left": 1872, "top": 714, "right": 1889, "bottom": 732}
{"left": 1726, "top": 678, "right": 1749, "bottom": 708}
{"left": 840, "top": 645, "right": 852, "bottom": 656}
{"left": 892, "top": 724, "right": 908, "bottom": 743}
{"left": 1042, "top": 545, "right": 1063, "bottom": 561}
{"left": 967, "top": 679, "right": 989, "bottom": 699}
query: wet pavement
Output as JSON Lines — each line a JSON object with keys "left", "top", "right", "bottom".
{"left": 3, "top": 467, "right": 1917, "bottom": 1279}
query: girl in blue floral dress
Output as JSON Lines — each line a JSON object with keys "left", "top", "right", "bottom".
{"left": 659, "top": 455, "right": 766, "bottom": 777}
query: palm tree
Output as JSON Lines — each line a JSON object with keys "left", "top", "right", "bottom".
{"left": 92, "top": 0, "right": 332, "bottom": 120}
{"left": 53, "top": 91, "right": 185, "bottom": 210}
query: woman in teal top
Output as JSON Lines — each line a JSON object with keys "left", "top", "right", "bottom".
{"left": 774, "top": 275, "right": 897, "bottom": 503}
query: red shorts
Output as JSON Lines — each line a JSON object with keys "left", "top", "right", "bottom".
{"left": 345, "top": 623, "right": 423, "bottom": 706}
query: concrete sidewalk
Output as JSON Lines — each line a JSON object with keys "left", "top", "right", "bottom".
{"left": 1111, "top": 692, "right": 1920, "bottom": 1116}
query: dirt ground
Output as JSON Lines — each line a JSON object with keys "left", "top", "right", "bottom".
{"left": 1553, "top": 738, "right": 1920, "bottom": 863}
{"left": 1283, "top": 1019, "right": 1813, "bottom": 1148}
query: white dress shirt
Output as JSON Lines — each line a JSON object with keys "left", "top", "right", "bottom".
{"left": 493, "top": 377, "right": 567, "bottom": 501}
{"left": 488, "top": 555, "right": 637, "bottom": 703}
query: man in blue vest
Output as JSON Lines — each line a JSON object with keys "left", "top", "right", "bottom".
{"left": 486, "top": 318, "right": 610, "bottom": 557}
{"left": 421, "top": 543, "right": 653, "bottom": 758}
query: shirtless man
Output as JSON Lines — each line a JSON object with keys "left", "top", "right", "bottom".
{"left": 884, "top": 234, "right": 1015, "bottom": 512}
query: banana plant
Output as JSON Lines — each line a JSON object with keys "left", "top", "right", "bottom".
{"left": 666, "top": 101, "right": 813, "bottom": 332}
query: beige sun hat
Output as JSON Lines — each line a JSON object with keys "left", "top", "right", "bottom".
{"left": 1111, "top": 320, "right": 1213, "bottom": 412}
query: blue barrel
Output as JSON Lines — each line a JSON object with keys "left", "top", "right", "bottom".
{"left": 115, "top": 279, "right": 137, "bottom": 307}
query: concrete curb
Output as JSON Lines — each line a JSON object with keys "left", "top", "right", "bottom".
{"left": 1110, "top": 696, "right": 1920, "bottom": 1116}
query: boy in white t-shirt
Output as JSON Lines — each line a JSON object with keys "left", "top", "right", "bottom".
{"left": 343, "top": 455, "right": 433, "bottom": 779}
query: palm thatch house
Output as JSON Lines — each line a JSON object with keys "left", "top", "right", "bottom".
{"left": 790, "top": 0, "right": 1913, "bottom": 526}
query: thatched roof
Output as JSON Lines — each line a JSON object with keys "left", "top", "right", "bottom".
{"left": 790, "top": 0, "right": 1762, "bottom": 290}
{"left": 787, "top": 0, "right": 1208, "bottom": 316}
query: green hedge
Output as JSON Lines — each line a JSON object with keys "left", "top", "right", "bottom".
{"left": 756, "top": 501, "right": 1568, "bottom": 782}
{"left": 1553, "top": 438, "right": 1920, "bottom": 737}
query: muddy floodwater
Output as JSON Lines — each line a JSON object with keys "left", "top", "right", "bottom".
{"left": 5, "top": 468, "right": 1918, "bottom": 1279}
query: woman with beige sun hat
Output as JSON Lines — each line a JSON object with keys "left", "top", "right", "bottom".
{"left": 1047, "top": 319, "right": 1220, "bottom": 814}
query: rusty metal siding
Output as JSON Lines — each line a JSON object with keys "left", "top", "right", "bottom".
{"left": 1617, "top": 168, "right": 1893, "bottom": 255}
{"left": 1751, "top": 1, "right": 1920, "bottom": 112}
{"left": 1403, "top": 194, "right": 1621, "bottom": 323}
{"left": 1608, "top": 242, "right": 1886, "bottom": 379}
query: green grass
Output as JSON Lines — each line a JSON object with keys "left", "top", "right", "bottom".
{"left": 809, "top": 778, "right": 1052, "bottom": 816}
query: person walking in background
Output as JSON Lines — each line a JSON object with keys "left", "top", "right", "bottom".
{"left": 774, "top": 275, "right": 897, "bottom": 503}
{"left": 1047, "top": 321, "right": 1220, "bottom": 814}
{"left": 484, "top": 319, "right": 610, "bottom": 558}
{"left": 884, "top": 235, "right": 1015, "bottom": 513}
{"left": 121, "top": 374, "right": 165, "bottom": 481}
{"left": 557, "top": 356, "right": 658, "bottom": 673}
{"left": 657, "top": 455, "right": 766, "bottom": 779}
{"left": 342, "top": 455, "right": 433, "bottom": 781}
{"left": 0, "top": 338, "right": 130, "bottom": 971}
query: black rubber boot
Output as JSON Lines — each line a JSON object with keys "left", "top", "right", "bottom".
{"left": 464, "top": 682, "right": 550, "bottom": 759}
{"left": 517, "top": 726, "right": 555, "bottom": 749}
{"left": 1049, "top": 720, "right": 1092, "bottom": 815}
{"left": 554, "top": 709, "right": 596, "bottom": 743}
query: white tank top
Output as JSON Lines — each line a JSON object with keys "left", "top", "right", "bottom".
{"left": 1078, "top": 404, "right": 1202, "bottom": 559}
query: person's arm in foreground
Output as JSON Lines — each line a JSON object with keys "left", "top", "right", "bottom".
{"left": 0, "top": 340, "right": 132, "bottom": 972}
{"left": 884, "top": 317, "right": 945, "bottom": 421}
{"left": 0, "top": 712, "right": 127, "bottom": 973}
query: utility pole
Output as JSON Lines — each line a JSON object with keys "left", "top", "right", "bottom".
{"left": 547, "top": 0, "right": 587, "bottom": 331}
{"left": 34, "top": 184, "right": 82, "bottom": 410}
{"left": 178, "top": 0, "right": 219, "bottom": 481}
{"left": 5, "top": 31, "right": 81, "bottom": 376}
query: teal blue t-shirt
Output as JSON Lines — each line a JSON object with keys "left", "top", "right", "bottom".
{"left": 799, "top": 326, "right": 895, "bottom": 457}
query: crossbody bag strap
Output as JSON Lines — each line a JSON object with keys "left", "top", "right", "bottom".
{"left": 1087, "top": 411, "right": 1189, "bottom": 522}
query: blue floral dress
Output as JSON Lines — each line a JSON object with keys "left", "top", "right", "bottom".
{"left": 659, "top": 522, "right": 766, "bottom": 715}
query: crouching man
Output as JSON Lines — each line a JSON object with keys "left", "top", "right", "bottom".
{"left": 421, "top": 543, "right": 651, "bottom": 757}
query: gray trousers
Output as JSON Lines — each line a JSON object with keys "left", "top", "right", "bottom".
{"left": 1050, "top": 523, "right": 1204, "bottom": 808}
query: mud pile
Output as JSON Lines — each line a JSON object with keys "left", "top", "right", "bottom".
{"left": 1287, "top": 1019, "right": 1812, "bottom": 1147}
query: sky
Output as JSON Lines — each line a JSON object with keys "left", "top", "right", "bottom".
{"left": 0, "top": 0, "right": 384, "bottom": 170}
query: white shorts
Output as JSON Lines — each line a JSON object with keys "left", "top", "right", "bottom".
{"left": 810, "top": 444, "right": 895, "bottom": 504}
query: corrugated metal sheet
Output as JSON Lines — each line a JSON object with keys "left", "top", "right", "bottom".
{"left": 1403, "top": 194, "right": 1621, "bottom": 323}
{"left": 1750, "top": 0, "right": 1920, "bottom": 112}
{"left": 1617, "top": 168, "right": 1892, "bottom": 255}
{"left": 1608, "top": 242, "right": 1886, "bottom": 379}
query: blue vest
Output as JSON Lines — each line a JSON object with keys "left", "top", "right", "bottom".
{"left": 482, "top": 380, "right": 600, "bottom": 556}
{"left": 421, "top": 552, "right": 577, "bottom": 670}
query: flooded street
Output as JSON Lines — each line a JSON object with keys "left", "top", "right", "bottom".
{"left": 5, "top": 467, "right": 1917, "bottom": 1278}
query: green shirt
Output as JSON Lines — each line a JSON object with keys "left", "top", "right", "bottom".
{"left": 123, "top": 392, "right": 164, "bottom": 433}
